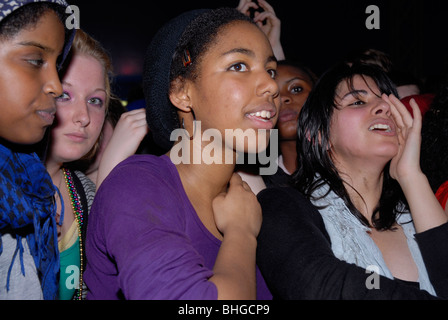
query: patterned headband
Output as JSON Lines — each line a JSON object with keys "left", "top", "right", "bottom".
{"left": 0, "top": 0, "right": 70, "bottom": 23}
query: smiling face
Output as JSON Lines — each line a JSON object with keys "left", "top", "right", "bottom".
{"left": 276, "top": 64, "right": 314, "bottom": 141}
{"left": 329, "top": 75, "right": 399, "bottom": 168}
{"left": 182, "top": 21, "right": 280, "bottom": 153}
{"left": 49, "top": 54, "right": 107, "bottom": 163}
{"left": 0, "top": 10, "right": 65, "bottom": 144}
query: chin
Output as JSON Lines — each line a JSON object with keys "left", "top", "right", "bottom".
{"left": 373, "top": 149, "right": 399, "bottom": 164}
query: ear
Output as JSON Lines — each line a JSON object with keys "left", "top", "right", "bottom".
{"left": 169, "top": 77, "right": 192, "bottom": 113}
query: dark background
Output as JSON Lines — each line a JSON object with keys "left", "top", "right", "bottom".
{"left": 68, "top": 0, "right": 448, "bottom": 101}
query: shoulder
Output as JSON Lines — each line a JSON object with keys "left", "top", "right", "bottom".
{"left": 258, "top": 186, "right": 327, "bottom": 237}
{"left": 109, "top": 154, "right": 174, "bottom": 181}
{"left": 0, "top": 144, "right": 13, "bottom": 174}
{"left": 92, "top": 154, "right": 187, "bottom": 223}
{"left": 258, "top": 186, "right": 318, "bottom": 217}
{"left": 97, "top": 154, "right": 176, "bottom": 194}
{"left": 73, "top": 170, "right": 96, "bottom": 209}
{"left": 73, "top": 170, "right": 96, "bottom": 193}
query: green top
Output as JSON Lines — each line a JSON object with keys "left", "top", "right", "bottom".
{"left": 58, "top": 237, "right": 80, "bottom": 300}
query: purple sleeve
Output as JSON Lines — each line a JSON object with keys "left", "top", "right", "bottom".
{"left": 85, "top": 158, "right": 217, "bottom": 299}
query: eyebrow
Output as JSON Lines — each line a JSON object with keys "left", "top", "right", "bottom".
{"left": 222, "top": 47, "right": 254, "bottom": 57}
{"left": 221, "top": 47, "right": 277, "bottom": 64}
{"left": 18, "top": 41, "right": 55, "bottom": 53}
{"left": 286, "top": 76, "right": 306, "bottom": 84}
{"left": 62, "top": 81, "right": 107, "bottom": 94}
{"left": 342, "top": 89, "right": 368, "bottom": 100}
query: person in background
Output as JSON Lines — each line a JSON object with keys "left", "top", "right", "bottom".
{"left": 257, "top": 62, "right": 448, "bottom": 299}
{"left": 45, "top": 29, "right": 112, "bottom": 300}
{"left": 0, "top": 0, "right": 74, "bottom": 300}
{"left": 262, "top": 59, "right": 317, "bottom": 188}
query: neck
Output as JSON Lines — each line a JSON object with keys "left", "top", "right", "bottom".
{"left": 171, "top": 137, "right": 239, "bottom": 207}
{"left": 335, "top": 158, "right": 385, "bottom": 222}
{"left": 45, "top": 158, "right": 64, "bottom": 186}
{"left": 171, "top": 144, "right": 235, "bottom": 242}
{"left": 280, "top": 140, "right": 298, "bottom": 174}
{"left": 175, "top": 160, "right": 236, "bottom": 202}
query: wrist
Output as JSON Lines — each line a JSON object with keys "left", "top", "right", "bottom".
{"left": 397, "top": 169, "right": 426, "bottom": 189}
{"left": 222, "top": 228, "right": 258, "bottom": 246}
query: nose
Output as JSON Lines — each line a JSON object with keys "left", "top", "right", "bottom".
{"left": 43, "top": 66, "right": 63, "bottom": 97}
{"left": 73, "top": 102, "right": 91, "bottom": 127}
{"left": 280, "top": 94, "right": 291, "bottom": 106}
{"left": 257, "top": 71, "right": 280, "bottom": 100}
{"left": 373, "top": 96, "right": 392, "bottom": 117}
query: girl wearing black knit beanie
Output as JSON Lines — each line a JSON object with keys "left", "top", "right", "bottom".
{"left": 85, "top": 7, "right": 279, "bottom": 300}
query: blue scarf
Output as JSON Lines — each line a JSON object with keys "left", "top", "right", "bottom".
{"left": 0, "top": 143, "right": 59, "bottom": 300}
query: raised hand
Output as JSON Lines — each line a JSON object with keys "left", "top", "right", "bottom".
{"left": 97, "top": 108, "right": 148, "bottom": 187}
{"left": 383, "top": 94, "right": 422, "bottom": 183}
{"left": 236, "top": 0, "right": 285, "bottom": 60}
{"left": 383, "top": 93, "right": 448, "bottom": 231}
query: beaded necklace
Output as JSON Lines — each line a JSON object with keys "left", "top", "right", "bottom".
{"left": 62, "top": 167, "right": 84, "bottom": 300}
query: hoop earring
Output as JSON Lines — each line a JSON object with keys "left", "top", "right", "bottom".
{"left": 181, "top": 107, "right": 196, "bottom": 140}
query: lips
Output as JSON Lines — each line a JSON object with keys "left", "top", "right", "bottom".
{"left": 368, "top": 118, "right": 396, "bottom": 136}
{"left": 65, "top": 132, "right": 88, "bottom": 142}
{"left": 248, "top": 110, "right": 273, "bottom": 120}
{"left": 245, "top": 105, "right": 277, "bottom": 130}
{"left": 278, "top": 109, "right": 299, "bottom": 123}
{"left": 36, "top": 108, "right": 56, "bottom": 126}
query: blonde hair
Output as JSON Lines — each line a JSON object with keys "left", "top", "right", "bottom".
{"left": 66, "top": 29, "right": 114, "bottom": 161}
{"left": 69, "top": 29, "right": 114, "bottom": 107}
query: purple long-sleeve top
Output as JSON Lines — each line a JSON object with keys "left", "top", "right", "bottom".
{"left": 84, "top": 154, "right": 272, "bottom": 300}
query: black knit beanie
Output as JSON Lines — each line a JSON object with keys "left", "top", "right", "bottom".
{"left": 143, "top": 9, "right": 209, "bottom": 152}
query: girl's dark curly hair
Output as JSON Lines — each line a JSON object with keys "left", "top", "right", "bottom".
{"left": 292, "top": 62, "right": 408, "bottom": 231}
{"left": 420, "top": 81, "right": 448, "bottom": 193}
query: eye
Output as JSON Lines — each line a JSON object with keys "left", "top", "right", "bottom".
{"left": 28, "top": 59, "right": 45, "bottom": 68}
{"left": 56, "top": 91, "right": 70, "bottom": 102}
{"left": 228, "top": 62, "right": 248, "bottom": 72}
{"left": 88, "top": 97, "right": 104, "bottom": 107}
{"left": 350, "top": 100, "right": 365, "bottom": 106}
{"left": 291, "top": 86, "right": 303, "bottom": 94}
{"left": 267, "top": 69, "right": 277, "bottom": 79}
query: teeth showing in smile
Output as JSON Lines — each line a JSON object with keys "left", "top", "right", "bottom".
{"left": 249, "top": 111, "right": 272, "bottom": 120}
{"left": 369, "top": 124, "right": 391, "bottom": 132}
